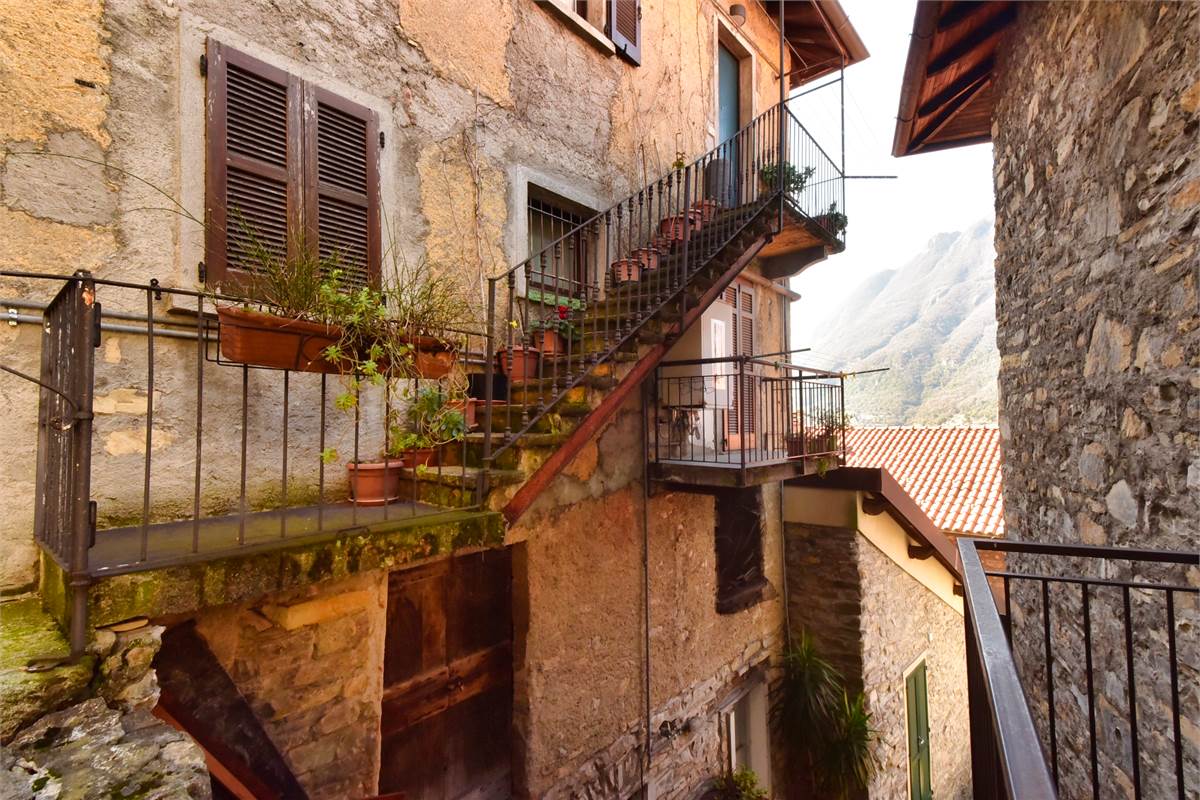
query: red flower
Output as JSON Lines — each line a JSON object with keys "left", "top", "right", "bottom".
{"left": 556, "top": 304, "right": 569, "bottom": 320}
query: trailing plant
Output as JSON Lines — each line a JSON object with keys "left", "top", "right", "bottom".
{"left": 711, "top": 767, "right": 767, "bottom": 800}
{"left": 530, "top": 304, "right": 577, "bottom": 339}
{"left": 385, "top": 386, "right": 467, "bottom": 457}
{"left": 387, "top": 255, "right": 470, "bottom": 338}
{"left": 775, "top": 631, "right": 876, "bottom": 799}
{"left": 759, "top": 162, "right": 815, "bottom": 195}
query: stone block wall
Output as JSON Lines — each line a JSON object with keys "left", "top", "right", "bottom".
{"left": 991, "top": 3, "right": 1199, "bottom": 796}
{"left": 193, "top": 572, "right": 387, "bottom": 799}
{"left": 784, "top": 522, "right": 970, "bottom": 800}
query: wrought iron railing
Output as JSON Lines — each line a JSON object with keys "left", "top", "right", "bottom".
{"left": 959, "top": 538, "right": 1198, "bottom": 800}
{"left": 481, "top": 103, "right": 844, "bottom": 473}
{"left": 1, "top": 270, "right": 493, "bottom": 652}
{"left": 650, "top": 356, "right": 845, "bottom": 470}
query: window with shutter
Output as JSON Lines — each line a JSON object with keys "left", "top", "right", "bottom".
{"left": 714, "top": 487, "right": 766, "bottom": 613}
{"left": 727, "top": 283, "right": 756, "bottom": 437}
{"left": 608, "top": 0, "right": 641, "bottom": 65}
{"left": 205, "top": 40, "right": 380, "bottom": 290}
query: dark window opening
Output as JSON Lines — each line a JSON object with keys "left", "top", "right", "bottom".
{"left": 714, "top": 487, "right": 767, "bottom": 614}
{"left": 527, "top": 190, "right": 594, "bottom": 296}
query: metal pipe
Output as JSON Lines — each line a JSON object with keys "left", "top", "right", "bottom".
{"left": 68, "top": 274, "right": 97, "bottom": 659}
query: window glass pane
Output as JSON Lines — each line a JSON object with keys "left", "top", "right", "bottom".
{"left": 528, "top": 197, "right": 589, "bottom": 294}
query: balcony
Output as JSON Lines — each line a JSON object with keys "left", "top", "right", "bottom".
{"left": 648, "top": 356, "right": 845, "bottom": 489}
{"left": 1, "top": 272, "right": 504, "bottom": 651}
{"left": 959, "top": 538, "right": 1197, "bottom": 799}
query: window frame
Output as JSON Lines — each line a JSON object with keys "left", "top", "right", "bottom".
{"left": 525, "top": 188, "right": 597, "bottom": 299}
{"left": 713, "top": 486, "right": 768, "bottom": 614}
{"left": 204, "top": 38, "right": 381, "bottom": 292}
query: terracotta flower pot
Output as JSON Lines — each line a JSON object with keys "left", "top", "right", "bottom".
{"left": 346, "top": 460, "right": 406, "bottom": 505}
{"left": 611, "top": 258, "right": 642, "bottom": 284}
{"left": 498, "top": 346, "right": 540, "bottom": 383}
{"left": 217, "top": 306, "right": 343, "bottom": 373}
{"left": 691, "top": 199, "right": 719, "bottom": 223}
{"left": 631, "top": 247, "right": 661, "bottom": 272}
{"left": 448, "top": 398, "right": 484, "bottom": 430}
{"left": 657, "top": 211, "right": 702, "bottom": 244}
{"left": 533, "top": 329, "right": 567, "bottom": 355}
{"left": 401, "top": 334, "right": 458, "bottom": 379}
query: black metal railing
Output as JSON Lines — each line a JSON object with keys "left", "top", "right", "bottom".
{"left": 650, "top": 356, "right": 844, "bottom": 471}
{"left": 481, "top": 103, "right": 844, "bottom": 474}
{"left": 2, "top": 270, "right": 493, "bottom": 652}
{"left": 960, "top": 538, "right": 1198, "bottom": 800}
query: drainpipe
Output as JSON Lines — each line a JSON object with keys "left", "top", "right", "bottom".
{"left": 778, "top": 0, "right": 786, "bottom": 233}
{"left": 640, "top": 380, "right": 653, "bottom": 787}
{"left": 779, "top": 289, "right": 792, "bottom": 649}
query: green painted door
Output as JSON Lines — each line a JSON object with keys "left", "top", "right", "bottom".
{"left": 906, "top": 661, "right": 932, "bottom": 800}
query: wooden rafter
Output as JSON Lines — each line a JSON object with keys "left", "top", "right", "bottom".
{"left": 916, "top": 56, "right": 994, "bottom": 118}
{"left": 926, "top": 3, "right": 1016, "bottom": 77}
{"left": 909, "top": 73, "right": 992, "bottom": 153}
{"left": 937, "top": 0, "right": 992, "bottom": 32}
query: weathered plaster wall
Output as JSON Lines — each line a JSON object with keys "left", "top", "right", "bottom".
{"left": 0, "top": 0, "right": 793, "bottom": 593}
{"left": 991, "top": 4, "right": 1199, "bottom": 797}
{"left": 510, "top": 398, "right": 786, "bottom": 798}
{"left": 193, "top": 572, "right": 387, "bottom": 799}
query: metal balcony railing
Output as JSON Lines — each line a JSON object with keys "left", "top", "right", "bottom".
{"left": 959, "top": 538, "right": 1198, "bottom": 800}
{"left": 481, "top": 103, "right": 845, "bottom": 472}
{"left": 1, "top": 271, "right": 492, "bottom": 654}
{"left": 650, "top": 356, "right": 845, "bottom": 472}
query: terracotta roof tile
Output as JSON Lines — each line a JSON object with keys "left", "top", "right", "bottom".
{"left": 845, "top": 426, "right": 1004, "bottom": 537}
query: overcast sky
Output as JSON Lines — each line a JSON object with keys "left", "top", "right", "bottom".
{"left": 784, "top": 0, "right": 996, "bottom": 367}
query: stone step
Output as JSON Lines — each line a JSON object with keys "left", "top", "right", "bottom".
{"left": 393, "top": 465, "right": 524, "bottom": 509}
{"left": 442, "top": 430, "right": 571, "bottom": 472}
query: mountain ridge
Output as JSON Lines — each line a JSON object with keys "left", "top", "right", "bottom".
{"left": 804, "top": 218, "right": 1000, "bottom": 426}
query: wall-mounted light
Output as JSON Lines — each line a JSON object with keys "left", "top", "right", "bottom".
{"left": 729, "top": 3, "right": 747, "bottom": 27}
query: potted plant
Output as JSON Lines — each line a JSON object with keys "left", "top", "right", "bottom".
{"left": 345, "top": 387, "right": 467, "bottom": 504}
{"left": 708, "top": 768, "right": 767, "bottom": 800}
{"left": 388, "top": 256, "right": 470, "bottom": 379}
{"left": 657, "top": 208, "right": 703, "bottom": 245}
{"left": 759, "top": 162, "right": 814, "bottom": 196}
{"left": 815, "top": 201, "right": 849, "bottom": 237}
{"left": 530, "top": 304, "right": 574, "bottom": 355}
{"left": 630, "top": 245, "right": 661, "bottom": 272}
{"left": 691, "top": 198, "right": 720, "bottom": 223}
{"left": 217, "top": 237, "right": 417, "bottom": 382}
{"left": 498, "top": 316, "right": 540, "bottom": 383}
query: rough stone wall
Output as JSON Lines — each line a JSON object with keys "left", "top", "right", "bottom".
{"left": 193, "top": 572, "right": 387, "bottom": 799}
{"left": 783, "top": 523, "right": 970, "bottom": 800}
{"left": 855, "top": 540, "right": 969, "bottom": 800}
{"left": 782, "top": 523, "right": 864, "bottom": 693}
{"left": 991, "top": 4, "right": 1199, "bottom": 797}
{"left": 510, "top": 398, "right": 787, "bottom": 798}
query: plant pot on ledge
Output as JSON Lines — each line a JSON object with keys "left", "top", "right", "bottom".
{"left": 532, "top": 329, "right": 567, "bottom": 356}
{"left": 498, "top": 346, "right": 540, "bottom": 383}
{"left": 630, "top": 246, "right": 661, "bottom": 272}
{"left": 611, "top": 258, "right": 642, "bottom": 284}
{"left": 346, "top": 460, "right": 406, "bottom": 505}
{"left": 400, "top": 334, "right": 458, "bottom": 379}
{"left": 448, "top": 398, "right": 485, "bottom": 430}
{"left": 217, "top": 306, "right": 343, "bottom": 373}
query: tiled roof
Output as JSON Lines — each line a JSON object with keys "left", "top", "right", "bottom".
{"left": 844, "top": 426, "right": 1004, "bottom": 537}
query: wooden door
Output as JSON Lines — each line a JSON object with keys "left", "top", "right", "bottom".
{"left": 379, "top": 550, "right": 512, "bottom": 799}
{"left": 906, "top": 660, "right": 932, "bottom": 800}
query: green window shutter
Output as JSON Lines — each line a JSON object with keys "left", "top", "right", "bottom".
{"left": 906, "top": 662, "right": 932, "bottom": 800}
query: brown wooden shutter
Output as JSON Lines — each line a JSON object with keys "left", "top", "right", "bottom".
{"left": 205, "top": 39, "right": 303, "bottom": 288}
{"left": 309, "top": 87, "right": 381, "bottom": 288}
{"left": 728, "top": 283, "right": 756, "bottom": 437}
{"left": 608, "top": 0, "right": 641, "bottom": 65}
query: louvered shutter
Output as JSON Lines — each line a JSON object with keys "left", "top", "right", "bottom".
{"left": 727, "top": 284, "right": 756, "bottom": 437}
{"left": 205, "top": 40, "right": 303, "bottom": 288}
{"left": 309, "top": 88, "right": 380, "bottom": 288}
{"left": 608, "top": 0, "right": 641, "bottom": 65}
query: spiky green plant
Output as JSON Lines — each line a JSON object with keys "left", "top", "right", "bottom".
{"left": 817, "top": 691, "right": 877, "bottom": 800}
{"left": 712, "top": 767, "right": 767, "bottom": 800}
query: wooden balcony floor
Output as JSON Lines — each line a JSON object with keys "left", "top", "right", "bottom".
{"left": 88, "top": 499, "right": 454, "bottom": 576}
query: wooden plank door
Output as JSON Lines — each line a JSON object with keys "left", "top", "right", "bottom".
{"left": 906, "top": 660, "right": 932, "bottom": 800}
{"left": 379, "top": 550, "right": 512, "bottom": 799}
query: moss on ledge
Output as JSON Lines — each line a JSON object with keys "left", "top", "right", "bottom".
{"left": 0, "top": 598, "right": 94, "bottom": 743}
{"left": 41, "top": 510, "right": 505, "bottom": 628}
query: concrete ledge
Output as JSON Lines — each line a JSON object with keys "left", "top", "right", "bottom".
{"left": 533, "top": 0, "right": 616, "bottom": 56}
{"left": 42, "top": 510, "right": 505, "bottom": 628}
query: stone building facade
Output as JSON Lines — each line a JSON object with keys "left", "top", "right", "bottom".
{"left": 783, "top": 483, "right": 972, "bottom": 800}
{"left": 0, "top": 1, "right": 869, "bottom": 798}
{"left": 989, "top": 4, "right": 1199, "bottom": 798}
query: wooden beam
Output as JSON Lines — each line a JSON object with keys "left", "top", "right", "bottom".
{"left": 909, "top": 74, "right": 992, "bottom": 153}
{"left": 908, "top": 542, "right": 935, "bottom": 560}
{"left": 861, "top": 492, "right": 887, "bottom": 516}
{"left": 926, "top": 3, "right": 1015, "bottom": 77}
{"left": 937, "top": 1, "right": 993, "bottom": 32}
{"left": 916, "top": 56, "right": 994, "bottom": 118}
{"left": 502, "top": 221, "right": 773, "bottom": 525}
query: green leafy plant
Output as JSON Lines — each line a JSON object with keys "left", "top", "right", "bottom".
{"left": 820, "top": 201, "right": 849, "bottom": 235}
{"left": 775, "top": 631, "right": 876, "bottom": 799}
{"left": 387, "top": 255, "right": 470, "bottom": 337}
{"left": 759, "top": 162, "right": 815, "bottom": 195}
{"left": 385, "top": 386, "right": 467, "bottom": 457}
{"left": 530, "top": 304, "right": 577, "bottom": 339}
{"left": 711, "top": 767, "right": 767, "bottom": 800}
